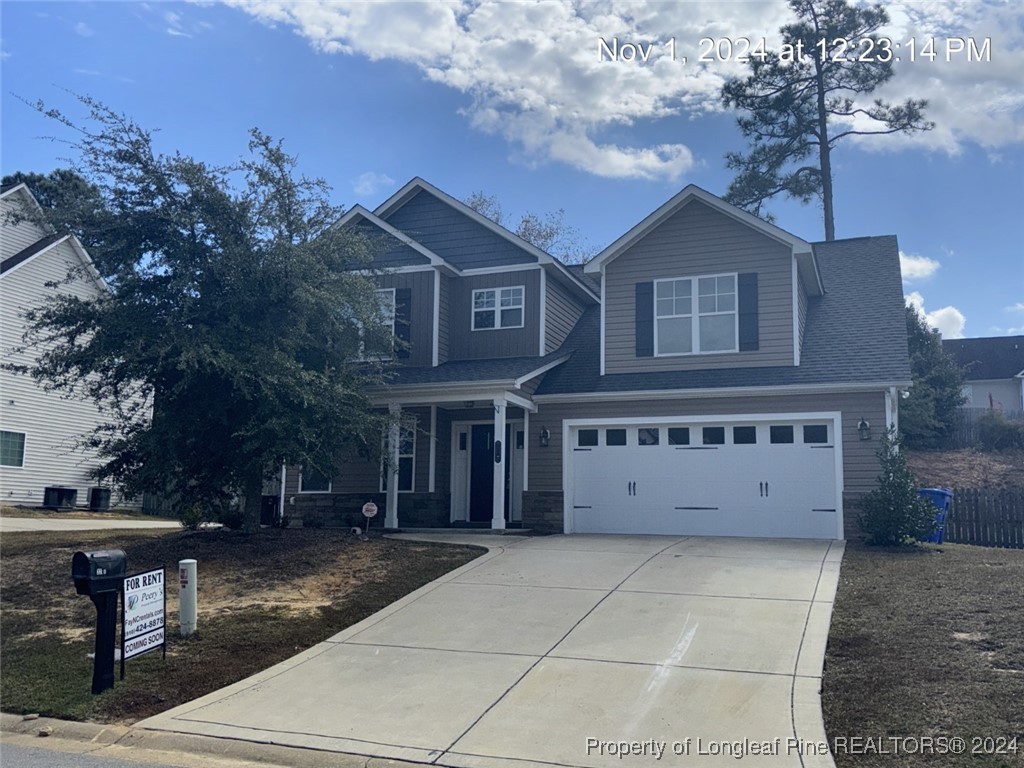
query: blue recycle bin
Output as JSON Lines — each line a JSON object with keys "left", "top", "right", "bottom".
{"left": 918, "top": 487, "right": 954, "bottom": 544}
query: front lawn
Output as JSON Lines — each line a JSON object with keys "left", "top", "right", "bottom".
{"left": 823, "top": 542, "right": 1024, "bottom": 767}
{"left": 0, "top": 528, "right": 482, "bottom": 723}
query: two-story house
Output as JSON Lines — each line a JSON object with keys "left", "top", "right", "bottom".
{"left": 0, "top": 183, "right": 139, "bottom": 509}
{"left": 284, "top": 179, "right": 911, "bottom": 540}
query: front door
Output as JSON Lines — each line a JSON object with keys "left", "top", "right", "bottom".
{"left": 469, "top": 424, "right": 494, "bottom": 521}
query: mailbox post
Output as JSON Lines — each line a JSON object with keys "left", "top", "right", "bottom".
{"left": 71, "top": 550, "right": 127, "bottom": 694}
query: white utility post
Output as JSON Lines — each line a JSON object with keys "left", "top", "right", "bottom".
{"left": 492, "top": 397, "right": 507, "bottom": 530}
{"left": 178, "top": 559, "right": 197, "bottom": 637}
{"left": 385, "top": 403, "right": 401, "bottom": 529}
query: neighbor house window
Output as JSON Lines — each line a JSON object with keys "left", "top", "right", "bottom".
{"left": 382, "top": 426, "right": 415, "bottom": 492}
{"left": 654, "top": 274, "right": 737, "bottom": 355}
{"left": 359, "top": 288, "right": 396, "bottom": 359}
{"left": 472, "top": 286, "right": 524, "bottom": 330}
{"left": 0, "top": 431, "right": 25, "bottom": 467}
{"left": 299, "top": 465, "right": 332, "bottom": 493}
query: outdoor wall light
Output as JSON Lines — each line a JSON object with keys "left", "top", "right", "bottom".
{"left": 857, "top": 418, "right": 872, "bottom": 441}
{"left": 539, "top": 427, "right": 551, "bottom": 448}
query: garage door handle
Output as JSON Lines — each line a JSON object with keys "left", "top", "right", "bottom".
{"left": 765, "top": 481, "right": 769, "bottom": 497}
{"left": 759, "top": 481, "right": 764, "bottom": 497}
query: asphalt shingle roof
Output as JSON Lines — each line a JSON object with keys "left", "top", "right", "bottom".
{"left": 0, "top": 233, "right": 65, "bottom": 275}
{"left": 536, "top": 235, "right": 911, "bottom": 396}
{"left": 943, "top": 336, "right": 1024, "bottom": 380}
{"left": 383, "top": 354, "right": 567, "bottom": 387}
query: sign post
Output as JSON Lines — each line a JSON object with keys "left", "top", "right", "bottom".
{"left": 121, "top": 567, "right": 166, "bottom": 676}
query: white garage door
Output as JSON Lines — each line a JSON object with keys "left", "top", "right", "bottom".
{"left": 569, "top": 417, "right": 841, "bottom": 539}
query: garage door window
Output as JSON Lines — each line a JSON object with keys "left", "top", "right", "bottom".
{"left": 803, "top": 425, "right": 829, "bottom": 443}
{"left": 606, "top": 429, "right": 627, "bottom": 446}
{"left": 668, "top": 427, "right": 689, "bottom": 445}
{"left": 702, "top": 426, "right": 725, "bottom": 445}
{"left": 733, "top": 426, "right": 757, "bottom": 444}
{"left": 638, "top": 428, "right": 660, "bottom": 445}
{"left": 578, "top": 429, "right": 599, "bottom": 447}
{"left": 770, "top": 425, "right": 794, "bottom": 444}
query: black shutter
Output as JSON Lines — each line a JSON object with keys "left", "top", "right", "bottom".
{"left": 635, "top": 282, "right": 654, "bottom": 357}
{"left": 738, "top": 273, "right": 759, "bottom": 352}
{"left": 394, "top": 288, "right": 412, "bottom": 359}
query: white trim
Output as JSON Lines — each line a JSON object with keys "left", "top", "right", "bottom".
{"left": 599, "top": 269, "right": 606, "bottom": 377}
{"left": 461, "top": 263, "right": 542, "bottom": 276}
{"left": 792, "top": 256, "right": 800, "bottom": 367}
{"left": 534, "top": 380, "right": 911, "bottom": 404}
{"left": 653, "top": 272, "right": 739, "bottom": 357}
{"left": 431, "top": 270, "right": 441, "bottom": 367}
{"left": 513, "top": 356, "right": 570, "bottom": 389}
{"left": 0, "top": 183, "right": 32, "bottom": 200}
{"left": 351, "top": 264, "right": 438, "bottom": 276}
{"left": 428, "top": 405, "right": 437, "bottom": 493}
{"left": 373, "top": 177, "right": 599, "bottom": 301}
{"left": 504, "top": 391, "right": 538, "bottom": 414}
{"left": 471, "top": 286, "right": 525, "bottom": 331}
{"left": 492, "top": 398, "right": 507, "bottom": 530}
{"left": 561, "top": 411, "right": 844, "bottom": 539}
{"left": 585, "top": 185, "right": 813, "bottom": 274}
{"left": 278, "top": 463, "right": 286, "bottom": 521}
{"left": 539, "top": 268, "right": 547, "bottom": 355}
{"left": 448, "top": 418, "right": 526, "bottom": 524}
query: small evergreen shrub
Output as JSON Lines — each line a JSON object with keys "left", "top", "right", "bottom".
{"left": 859, "top": 427, "right": 937, "bottom": 546}
{"left": 177, "top": 502, "right": 207, "bottom": 531}
{"left": 977, "top": 411, "right": 1024, "bottom": 450}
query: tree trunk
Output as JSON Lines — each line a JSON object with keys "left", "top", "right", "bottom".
{"left": 242, "top": 473, "right": 263, "bottom": 533}
{"left": 812, "top": 24, "right": 836, "bottom": 241}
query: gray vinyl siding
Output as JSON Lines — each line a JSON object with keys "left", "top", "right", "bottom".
{"left": 383, "top": 190, "right": 537, "bottom": 270}
{"left": 356, "top": 220, "right": 430, "bottom": 268}
{"left": 449, "top": 269, "right": 541, "bottom": 359}
{"left": 604, "top": 200, "right": 794, "bottom": 374}
{"left": 545, "top": 274, "right": 586, "bottom": 353}
{"left": 437, "top": 272, "right": 450, "bottom": 364}
{"left": 378, "top": 271, "right": 434, "bottom": 368}
{"left": 529, "top": 390, "right": 886, "bottom": 496}
{"left": 0, "top": 240, "right": 141, "bottom": 509}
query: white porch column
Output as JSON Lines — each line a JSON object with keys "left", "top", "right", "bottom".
{"left": 492, "top": 396, "right": 507, "bottom": 530}
{"left": 386, "top": 403, "right": 401, "bottom": 529}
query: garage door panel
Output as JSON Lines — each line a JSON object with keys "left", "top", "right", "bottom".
{"left": 569, "top": 418, "right": 840, "bottom": 540}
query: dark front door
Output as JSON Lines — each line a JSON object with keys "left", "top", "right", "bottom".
{"left": 469, "top": 424, "right": 494, "bottom": 521}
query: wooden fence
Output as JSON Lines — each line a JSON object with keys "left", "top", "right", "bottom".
{"left": 943, "top": 487, "right": 1024, "bottom": 549}
{"left": 944, "top": 408, "right": 1024, "bottom": 449}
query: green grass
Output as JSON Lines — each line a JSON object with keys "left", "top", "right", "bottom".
{"left": 823, "top": 542, "right": 1024, "bottom": 767}
{"left": 0, "top": 528, "right": 483, "bottom": 722}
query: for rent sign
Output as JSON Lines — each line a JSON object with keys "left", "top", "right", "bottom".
{"left": 122, "top": 568, "right": 166, "bottom": 662}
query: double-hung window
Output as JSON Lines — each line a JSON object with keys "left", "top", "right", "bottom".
{"left": 0, "top": 431, "right": 25, "bottom": 467}
{"left": 655, "top": 273, "right": 737, "bottom": 355}
{"left": 472, "top": 286, "right": 524, "bottom": 330}
{"left": 381, "top": 426, "right": 415, "bottom": 492}
{"left": 359, "top": 288, "right": 396, "bottom": 359}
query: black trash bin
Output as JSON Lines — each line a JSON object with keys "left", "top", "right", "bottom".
{"left": 89, "top": 487, "right": 111, "bottom": 512}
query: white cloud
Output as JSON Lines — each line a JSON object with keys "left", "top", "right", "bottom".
{"left": 166, "top": 27, "right": 192, "bottom": 38}
{"left": 1006, "top": 302, "right": 1024, "bottom": 314}
{"left": 899, "top": 251, "right": 940, "bottom": 280}
{"left": 906, "top": 291, "right": 966, "bottom": 338}
{"left": 74, "top": 21, "right": 94, "bottom": 37}
{"left": 353, "top": 172, "right": 395, "bottom": 197}
{"left": 221, "top": 0, "right": 1024, "bottom": 180}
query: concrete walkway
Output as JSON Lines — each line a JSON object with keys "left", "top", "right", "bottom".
{"left": 0, "top": 516, "right": 181, "bottom": 532}
{"left": 138, "top": 534, "right": 843, "bottom": 768}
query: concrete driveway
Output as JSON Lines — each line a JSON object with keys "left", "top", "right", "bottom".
{"left": 0, "top": 516, "right": 181, "bottom": 532}
{"left": 138, "top": 534, "right": 843, "bottom": 768}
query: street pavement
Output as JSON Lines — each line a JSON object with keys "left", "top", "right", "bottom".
{"left": 0, "top": 517, "right": 180, "bottom": 533}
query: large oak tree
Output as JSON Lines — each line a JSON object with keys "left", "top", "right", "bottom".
{"left": 721, "top": 0, "right": 933, "bottom": 240}
{"left": 7, "top": 96, "right": 396, "bottom": 529}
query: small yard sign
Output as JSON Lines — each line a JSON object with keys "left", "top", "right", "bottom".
{"left": 362, "top": 501, "right": 378, "bottom": 518}
{"left": 121, "top": 567, "right": 166, "bottom": 673}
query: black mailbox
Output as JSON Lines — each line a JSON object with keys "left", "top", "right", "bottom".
{"left": 72, "top": 550, "right": 127, "bottom": 595}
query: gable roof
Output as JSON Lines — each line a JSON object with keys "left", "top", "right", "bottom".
{"left": 375, "top": 177, "right": 598, "bottom": 302}
{"left": 943, "top": 336, "right": 1024, "bottom": 380}
{"left": 583, "top": 184, "right": 824, "bottom": 295}
{"left": 1, "top": 232, "right": 66, "bottom": 275}
{"left": 335, "top": 205, "right": 458, "bottom": 274}
{"left": 537, "top": 235, "right": 909, "bottom": 397}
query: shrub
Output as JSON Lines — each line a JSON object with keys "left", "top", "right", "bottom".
{"left": 977, "top": 410, "right": 1024, "bottom": 451}
{"left": 302, "top": 515, "right": 325, "bottom": 529}
{"left": 218, "top": 506, "right": 246, "bottom": 530}
{"left": 859, "top": 427, "right": 937, "bottom": 546}
{"left": 177, "top": 502, "right": 208, "bottom": 531}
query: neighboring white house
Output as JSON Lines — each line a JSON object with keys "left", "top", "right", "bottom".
{"left": 0, "top": 183, "right": 138, "bottom": 509}
{"left": 943, "top": 336, "right": 1024, "bottom": 412}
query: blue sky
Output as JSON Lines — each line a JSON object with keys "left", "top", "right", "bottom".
{"left": 2, "top": 1, "right": 1022, "bottom": 338}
